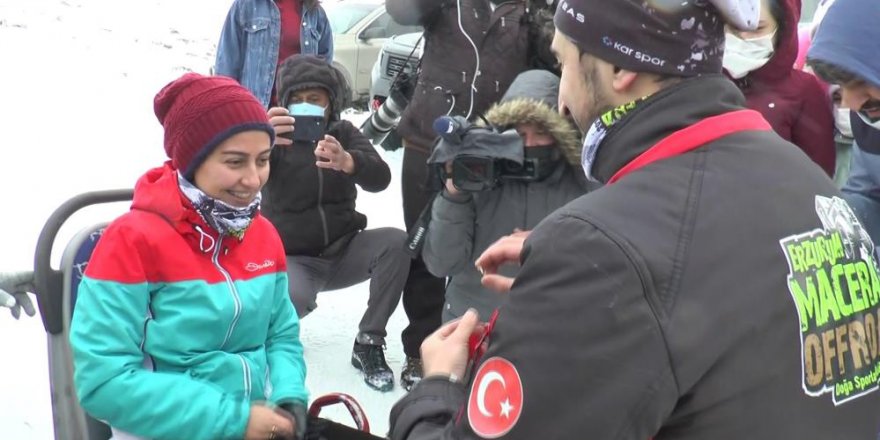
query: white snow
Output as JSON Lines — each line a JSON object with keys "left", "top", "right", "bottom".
{"left": 0, "top": 0, "right": 408, "bottom": 437}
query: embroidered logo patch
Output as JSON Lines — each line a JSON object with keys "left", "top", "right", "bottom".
{"left": 245, "top": 259, "right": 275, "bottom": 272}
{"left": 468, "top": 357, "right": 524, "bottom": 438}
{"left": 780, "top": 196, "right": 880, "bottom": 405}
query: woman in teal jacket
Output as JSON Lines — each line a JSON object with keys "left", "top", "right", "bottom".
{"left": 70, "top": 73, "right": 308, "bottom": 440}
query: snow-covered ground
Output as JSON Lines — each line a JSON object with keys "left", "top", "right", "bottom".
{"left": 0, "top": 0, "right": 408, "bottom": 437}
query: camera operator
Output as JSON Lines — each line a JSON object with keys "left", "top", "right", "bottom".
{"left": 385, "top": 0, "right": 560, "bottom": 392}
{"left": 422, "top": 70, "right": 588, "bottom": 321}
{"left": 263, "top": 55, "right": 411, "bottom": 392}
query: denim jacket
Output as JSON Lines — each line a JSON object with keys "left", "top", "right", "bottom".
{"left": 215, "top": 0, "right": 334, "bottom": 108}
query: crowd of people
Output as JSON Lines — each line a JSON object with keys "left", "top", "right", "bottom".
{"left": 4, "top": 0, "right": 880, "bottom": 438}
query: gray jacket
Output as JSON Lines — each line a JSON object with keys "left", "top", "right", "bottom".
{"left": 422, "top": 70, "right": 588, "bottom": 321}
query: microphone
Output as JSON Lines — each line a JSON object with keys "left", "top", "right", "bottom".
{"left": 433, "top": 115, "right": 466, "bottom": 144}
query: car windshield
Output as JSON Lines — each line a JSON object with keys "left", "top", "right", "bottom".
{"left": 325, "top": 3, "right": 378, "bottom": 33}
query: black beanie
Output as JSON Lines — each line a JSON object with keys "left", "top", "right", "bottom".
{"left": 276, "top": 54, "right": 352, "bottom": 116}
{"left": 554, "top": 0, "right": 760, "bottom": 76}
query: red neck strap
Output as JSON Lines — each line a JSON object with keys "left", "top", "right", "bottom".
{"left": 608, "top": 110, "right": 771, "bottom": 184}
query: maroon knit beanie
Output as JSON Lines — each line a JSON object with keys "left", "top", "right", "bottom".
{"left": 554, "top": 0, "right": 760, "bottom": 76}
{"left": 154, "top": 73, "right": 274, "bottom": 179}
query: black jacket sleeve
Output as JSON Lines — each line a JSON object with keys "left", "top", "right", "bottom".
{"left": 389, "top": 210, "right": 679, "bottom": 439}
{"left": 335, "top": 120, "right": 392, "bottom": 192}
{"left": 386, "top": 0, "right": 446, "bottom": 26}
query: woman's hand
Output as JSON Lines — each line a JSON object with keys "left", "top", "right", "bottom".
{"left": 268, "top": 107, "right": 295, "bottom": 146}
{"left": 244, "top": 404, "right": 295, "bottom": 439}
{"left": 315, "top": 135, "right": 355, "bottom": 174}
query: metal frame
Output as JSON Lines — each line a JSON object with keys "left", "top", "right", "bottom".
{"left": 33, "top": 189, "right": 133, "bottom": 440}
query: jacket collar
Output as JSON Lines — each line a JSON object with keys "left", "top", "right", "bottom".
{"left": 130, "top": 162, "right": 245, "bottom": 255}
{"left": 592, "top": 75, "right": 748, "bottom": 184}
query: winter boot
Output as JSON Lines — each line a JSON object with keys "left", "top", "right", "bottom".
{"left": 400, "top": 356, "right": 423, "bottom": 391}
{"left": 351, "top": 338, "right": 394, "bottom": 392}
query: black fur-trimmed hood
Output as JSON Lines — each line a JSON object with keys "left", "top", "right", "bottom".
{"left": 480, "top": 70, "right": 582, "bottom": 166}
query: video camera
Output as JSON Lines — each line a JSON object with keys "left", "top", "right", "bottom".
{"left": 428, "top": 116, "right": 546, "bottom": 192}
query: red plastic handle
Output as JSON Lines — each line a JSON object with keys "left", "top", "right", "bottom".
{"left": 307, "top": 393, "right": 371, "bottom": 433}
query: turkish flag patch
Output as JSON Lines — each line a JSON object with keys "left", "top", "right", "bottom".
{"left": 467, "top": 357, "right": 524, "bottom": 438}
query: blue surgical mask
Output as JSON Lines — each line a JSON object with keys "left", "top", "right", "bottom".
{"left": 288, "top": 102, "right": 326, "bottom": 117}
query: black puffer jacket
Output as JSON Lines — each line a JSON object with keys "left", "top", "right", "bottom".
{"left": 261, "top": 120, "right": 391, "bottom": 256}
{"left": 390, "top": 76, "right": 880, "bottom": 439}
{"left": 386, "top": 0, "right": 556, "bottom": 151}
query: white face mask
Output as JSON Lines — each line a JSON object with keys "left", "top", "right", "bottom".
{"left": 723, "top": 31, "right": 776, "bottom": 79}
{"left": 835, "top": 107, "right": 854, "bottom": 138}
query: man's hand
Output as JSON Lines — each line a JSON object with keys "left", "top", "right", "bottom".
{"left": 315, "top": 135, "right": 355, "bottom": 174}
{"left": 422, "top": 309, "right": 482, "bottom": 380}
{"left": 0, "top": 271, "right": 36, "bottom": 320}
{"left": 474, "top": 230, "right": 531, "bottom": 293}
{"left": 268, "top": 107, "right": 295, "bottom": 146}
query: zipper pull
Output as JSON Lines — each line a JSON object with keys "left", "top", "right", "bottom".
{"left": 495, "top": 81, "right": 500, "bottom": 92}
{"left": 462, "top": 71, "right": 467, "bottom": 83}
{"left": 501, "top": 17, "right": 506, "bottom": 27}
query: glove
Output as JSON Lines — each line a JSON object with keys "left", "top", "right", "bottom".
{"left": 0, "top": 271, "right": 37, "bottom": 320}
{"left": 277, "top": 402, "right": 308, "bottom": 440}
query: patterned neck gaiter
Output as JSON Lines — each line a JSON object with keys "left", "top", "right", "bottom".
{"left": 581, "top": 97, "right": 646, "bottom": 182}
{"left": 177, "top": 173, "right": 260, "bottom": 240}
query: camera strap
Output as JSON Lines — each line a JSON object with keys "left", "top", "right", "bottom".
{"left": 404, "top": 192, "right": 437, "bottom": 258}
{"left": 608, "top": 109, "right": 771, "bottom": 184}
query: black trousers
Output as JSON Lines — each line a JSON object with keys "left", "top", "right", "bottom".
{"left": 399, "top": 145, "right": 447, "bottom": 358}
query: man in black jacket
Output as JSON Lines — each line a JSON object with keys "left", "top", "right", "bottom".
{"left": 385, "top": 0, "right": 559, "bottom": 392}
{"left": 388, "top": 0, "right": 880, "bottom": 438}
{"left": 264, "top": 55, "right": 410, "bottom": 392}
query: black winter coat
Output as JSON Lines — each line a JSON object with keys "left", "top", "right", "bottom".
{"left": 386, "top": 0, "right": 552, "bottom": 151}
{"left": 389, "top": 76, "right": 880, "bottom": 439}
{"left": 262, "top": 120, "right": 391, "bottom": 256}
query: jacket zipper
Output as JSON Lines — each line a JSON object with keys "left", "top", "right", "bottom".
{"left": 211, "top": 236, "right": 251, "bottom": 397}
{"left": 214, "top": 236, "right": 242, "bottom": 348}
{"left": 317, "top": 167, "right": 330, "bottom": 247}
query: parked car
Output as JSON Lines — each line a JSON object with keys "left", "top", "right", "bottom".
{"left": 367, "top": 31, "right": 423, "bottom": 150}
{"left": 325, "top": 1, "right": 422, "bottom": 105}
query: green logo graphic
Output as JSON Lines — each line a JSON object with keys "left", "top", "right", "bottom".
{"left": 781, "top": 196, "right": 880, "bottom": 405}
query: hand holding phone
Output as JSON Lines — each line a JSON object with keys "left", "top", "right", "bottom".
{"left": 286, "top": 103, "right": 328, "bottom": 143}
{"left": 267, "top": 107, "right": 296, "bottom": 145}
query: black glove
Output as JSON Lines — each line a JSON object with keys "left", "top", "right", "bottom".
{"left": 277, "top": 402, "right": 308, "bottom": 440}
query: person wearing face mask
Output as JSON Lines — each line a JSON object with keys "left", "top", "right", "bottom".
{"left": 422, "top": 70, "right": 589, "bottom": 322}
{"left": 264, "top": 55, "right": 411, "bottom": 393}
{"left": 829, "top": 85, "right": 855, "bottom": 187}
{"left": 808, "top": 0, "right": 880, "bottom": 244}
{"left": 724, "top": 0, "right": 836, "bottom": 176}
{"left": 69, "top": 73, "right": 309, "bottom": 440}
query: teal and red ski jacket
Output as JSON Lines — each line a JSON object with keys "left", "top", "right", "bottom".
{"left": 70, "top": 162, "right": 307, "bottom": 440}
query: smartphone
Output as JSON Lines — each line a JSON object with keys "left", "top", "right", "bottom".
{"left": 283, "top": 104, "right": 327, "bottom": 143}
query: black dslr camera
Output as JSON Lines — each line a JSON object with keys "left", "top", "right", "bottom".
{"left": 428, "top": 116, "right": 544, "bottom": 192}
